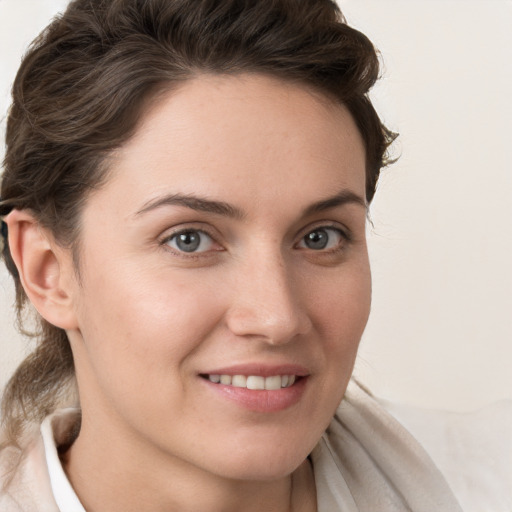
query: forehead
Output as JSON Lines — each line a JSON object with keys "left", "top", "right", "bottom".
{"left": 93, "top": 73, "right": 366, "bottom": 217}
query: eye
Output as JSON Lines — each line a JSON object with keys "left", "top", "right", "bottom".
{"left": 164, "top": 229, "right": 215, "bottom": 253}
{"left": 297, "top": 227, "right": 346, "bottom": 251}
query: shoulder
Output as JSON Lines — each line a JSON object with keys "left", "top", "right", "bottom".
{"left": 381, "top": 397, "right": 512, "bottom": 512}
{"left": 311, "top": 379, "right": 464, "bottom": 512}
{"left": 0, "top": 423, "right": 60, "bottom": 511}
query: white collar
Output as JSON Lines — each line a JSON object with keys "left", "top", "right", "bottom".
{"left": 41, "top": 409, "right": 86, "bottom": 512}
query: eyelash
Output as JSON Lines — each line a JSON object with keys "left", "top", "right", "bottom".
{"left": 160, "top": 227, "right": 220, "bottom": 257}
{"left": 295, "top": 224, "right": 351, "bottom": 254}
{"left": 159, "top": 224, "right": 351, "bottom": 256}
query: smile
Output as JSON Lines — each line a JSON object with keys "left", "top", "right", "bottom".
{"left": 205, "top": 374, "right": 297, "bottom": 390}
{"left": 200, "top": 369, "right": 308, "bottom": 412}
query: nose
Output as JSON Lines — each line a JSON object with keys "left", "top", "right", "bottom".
{"left": 225, "top": 252, "right": 312, "bottom": 345}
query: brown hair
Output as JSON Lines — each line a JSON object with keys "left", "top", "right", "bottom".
{"left": 0, "top": 0, "right": 395, "bottom": 445}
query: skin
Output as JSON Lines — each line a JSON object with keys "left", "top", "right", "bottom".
{"left": 8, "top": 73, "right": 371, "bottom": 512}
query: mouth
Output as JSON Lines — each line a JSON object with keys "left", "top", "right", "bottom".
{"left": 199, "top": 367, "right": 308, "bottom": 412}
{"left": 198, "top": 364, "right": 309, "bottom": 412}
{"left": 200, "top": 374, "right": 298, "bottom": 390}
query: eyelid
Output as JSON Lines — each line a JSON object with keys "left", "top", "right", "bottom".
{"left": 296, "top": 221, "right": 351, "bottom": 242}
{"left": 159, "top": 224, "right": 224, "bottom": 255}
{"left": 294, "top": 223, "right": 351, "bottom": 253}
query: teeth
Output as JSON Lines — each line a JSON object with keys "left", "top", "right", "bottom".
{"left": 220, "top": 375, "right": 232, "bottom": 385}
{"left": 232, "top": 375, "right": 247, "bottom": 388}
{"left": 207, "top": 374, "right": 297, "bottom": 389}
{"left": 247, "top": 376, "right": 265, "bottom": 390}
{"left": 265, "top": 375, "right": 282, "bottom": 390}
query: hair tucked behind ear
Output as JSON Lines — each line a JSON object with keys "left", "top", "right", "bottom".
{"left": 0, "top": 0, "right": 396, "bottom": 446}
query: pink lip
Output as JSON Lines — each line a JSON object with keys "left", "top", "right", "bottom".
{"left": 199, "top": 363, "right": 310, "bottom": 413}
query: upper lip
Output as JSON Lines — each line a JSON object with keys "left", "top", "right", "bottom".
{"left": 200, "top": 363, "right": 310, "bottom": 378}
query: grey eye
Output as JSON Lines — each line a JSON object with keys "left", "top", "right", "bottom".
{"left": 166, "top": 230, "right": 214, "bottom": 253}
{"left": 299, "top": 228, "right": 344, "bottom": 251}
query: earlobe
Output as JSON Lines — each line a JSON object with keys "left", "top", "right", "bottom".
{"left": 4, "top": 210, "right": 78, "bottom": 330}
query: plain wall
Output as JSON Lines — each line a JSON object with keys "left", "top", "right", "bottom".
{"left": 1, "top": 0, "right": 511, "bottom": 412}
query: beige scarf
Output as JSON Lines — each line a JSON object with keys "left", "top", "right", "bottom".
{"left": 312, "top": 379, "right": 463, "bottom": 510}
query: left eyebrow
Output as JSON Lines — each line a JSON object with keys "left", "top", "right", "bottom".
{"left": 302, "top": 190, "right": 367, "bottom": 216}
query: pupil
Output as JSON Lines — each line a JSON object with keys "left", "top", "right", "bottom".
{"left": 305, "top": 230, "right": 328, "bottom": 250}
{"left": 177, "top": 232, "right": 200, "bottom": 252}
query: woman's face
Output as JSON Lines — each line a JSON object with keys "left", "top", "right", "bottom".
{"left": 67, "top": 74, "right": 371, "bottom": 480}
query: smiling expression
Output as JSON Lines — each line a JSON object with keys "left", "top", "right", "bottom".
{"left": 65, "top": 73, "right": 371, "bottom": 481}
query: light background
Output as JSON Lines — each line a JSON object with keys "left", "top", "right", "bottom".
{"left": 1, "top": 0, "right": 511, "bottom": 412}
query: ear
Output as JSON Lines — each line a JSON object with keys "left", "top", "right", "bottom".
{"left": 4, "top": 209, "right": 79, "bottom": 330}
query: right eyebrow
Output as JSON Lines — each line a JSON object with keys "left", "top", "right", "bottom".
{"left": 134, "top": 193, "right": 246, "bottom": 220}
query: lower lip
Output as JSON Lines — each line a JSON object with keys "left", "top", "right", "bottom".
{"left": 201, "top": 377, "right": 308, "bottom": 413}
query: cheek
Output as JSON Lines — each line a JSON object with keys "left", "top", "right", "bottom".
{"left": 74, "top": 263, "right": 225, "bottom": 390}
{"left": 309, "top": 261, "right": 371, "bottom": 390}
{"left": 71, "top": 266, "right": 230, "bottom": 447}
{"left": 311, "top": 262, "right": 371, "bottom": 340}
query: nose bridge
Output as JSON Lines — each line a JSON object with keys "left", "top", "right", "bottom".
{"left": 226, "top": 247, "right": 311, "bottom": 343}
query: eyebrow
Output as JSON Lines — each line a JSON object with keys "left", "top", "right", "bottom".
{"left": 135, "top": 189, "right": 366, "bottom": 219}
{"left": 135, "top": 193, "right": 245, "bottom": 219}
{"left": 302, "top": 190, "right": 367, "bottom": 216}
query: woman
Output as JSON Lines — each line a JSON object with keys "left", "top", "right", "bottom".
{"left": 0, "top": 0, "right": 463, "bottom": 510}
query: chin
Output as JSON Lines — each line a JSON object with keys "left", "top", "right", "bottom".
{"left": 202, "top": 435, "right": 315, "bottom": 482}
{"left": 216, "top": 459, "right": 304, "bottom": 482}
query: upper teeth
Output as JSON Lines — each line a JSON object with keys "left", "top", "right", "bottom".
{"left": 208, "top": 374, "right": 296, "bottom": 390}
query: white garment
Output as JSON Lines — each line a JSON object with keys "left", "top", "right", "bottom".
{"left": 311, "top": 381, "right": 463, "bottom": 511}
{"left": 1, "top": 380, "right": 465, "bottom": 511}
{"left": 382, "top": 398, "right": 512, "bottom": 512}
{"left": 41, "top": 413, "right": 85, "bottom": 512}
